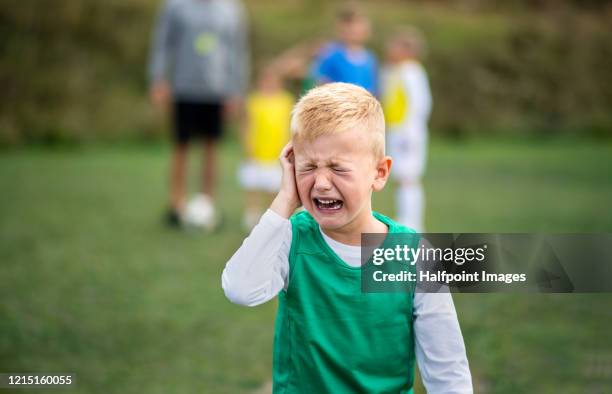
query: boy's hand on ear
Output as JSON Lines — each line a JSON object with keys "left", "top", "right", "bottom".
{"left": 271, "top": 142, "right": 301, "bottom": 218}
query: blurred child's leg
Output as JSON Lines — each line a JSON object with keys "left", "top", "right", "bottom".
{"left": 243, "top": 190, "right": 261, "bottom": 230}
{"left": 240, "top": 163, "right": 281, "bottom": 230}
{"left": 393, "top": 132, "right": 427, "bottom": 232}
{"left": 263, "top": 192, "right": 276, "bottom": 209}
{"left": 202, "top": 138, "right": 217, "bottom": 198}
{"left": 244, "top": 191, "right": 277, "bottom": 230}
{"left": 397, "top": 180, "right": 425, "bottom": 232}
{"left": 170, "top": 142, "right": 188, "bottom": 212}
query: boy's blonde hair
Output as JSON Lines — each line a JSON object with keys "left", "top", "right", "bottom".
{"left": 291, "top": 82, "right": 385, "bottom": 159}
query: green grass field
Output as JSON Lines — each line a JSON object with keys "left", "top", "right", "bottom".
{"left": 1, "top": 139, "right": 611, "bottom": 393}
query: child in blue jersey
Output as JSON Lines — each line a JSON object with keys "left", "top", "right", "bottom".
{"left": 222, "top": 83, "right": 472, "bottom": 393}
{"left": 312, "top": 3, "right": 378, "bottom": 95}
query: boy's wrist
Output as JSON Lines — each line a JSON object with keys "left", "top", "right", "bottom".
{"left": 270, "top": 192, "right": 299, "bottom": 219}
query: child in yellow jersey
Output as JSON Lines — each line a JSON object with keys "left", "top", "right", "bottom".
{"left": 239, "top": 64, "right": 294, "bottom": 229}
{"left": 381, "top": 27, "right": 432, "bottom": 232}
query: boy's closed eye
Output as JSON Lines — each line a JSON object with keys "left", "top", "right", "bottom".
{"left": 331, "top": 166, "right": 350, "bottom": 173}
{"left": 296, "top": 165, "right": 316, "bottom": 173}
{"left": 296, "top": 164, "right": 351, "bottom": 174}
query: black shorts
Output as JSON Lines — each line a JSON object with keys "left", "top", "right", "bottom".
{"left": 173, "top": 100, "right": 223, "bottom": 143}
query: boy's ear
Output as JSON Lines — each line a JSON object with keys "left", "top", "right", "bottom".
{"left": 372, "top": 155, "right": 392, "bottom": 192}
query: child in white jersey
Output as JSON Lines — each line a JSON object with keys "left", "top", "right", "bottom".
{"left": 381, "top": 27, "right": 432, "bottom": 232}
{"left": 222, "top": 83, "right": 470, "bottom": 393}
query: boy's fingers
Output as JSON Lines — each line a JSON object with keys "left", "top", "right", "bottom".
{"left": 279, "top": 142, "right": 295, "bottom": 166}
{"left": 279, "top": 142, "right": 293, "bottom": 158}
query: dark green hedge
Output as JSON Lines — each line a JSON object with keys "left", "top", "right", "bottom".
{"left": 0, "top": 0, "right": 610, "bottom": 145}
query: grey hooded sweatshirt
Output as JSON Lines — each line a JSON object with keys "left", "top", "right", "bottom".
{"left": 148, "top": 0, "right": 249, "bottom": 101}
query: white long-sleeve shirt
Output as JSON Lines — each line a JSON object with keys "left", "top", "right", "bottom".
{"left": 222, "top": 209, "right": 473, "bottom": 393}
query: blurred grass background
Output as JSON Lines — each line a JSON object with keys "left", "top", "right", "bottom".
{"left": 1, "top": 0, "right": 612, "bottom": 392}
{"left": 1, "top": 138, "right": 611, "bottom": 393}
{"left": 1, "top": 0, "right": 612, "bottom": 145}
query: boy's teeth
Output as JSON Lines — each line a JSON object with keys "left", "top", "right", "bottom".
{"left": 316, "top": 198, "right": 342, "bottom": 210}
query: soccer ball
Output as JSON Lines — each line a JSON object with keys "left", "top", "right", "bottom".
{"left": 183, "top": 194, "right": 216, "bottom": 230}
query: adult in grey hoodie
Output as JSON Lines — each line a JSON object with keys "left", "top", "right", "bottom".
{"left": 148, "top": 0, "right": 249, "bottom": 226}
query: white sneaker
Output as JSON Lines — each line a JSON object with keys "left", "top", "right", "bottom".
{"left": 183, "top": 194, "right": 217, "bottom": 231}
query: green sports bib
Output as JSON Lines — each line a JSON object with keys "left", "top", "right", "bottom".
{"left": 272, "top": 211, "right": 416, "bottom": 394}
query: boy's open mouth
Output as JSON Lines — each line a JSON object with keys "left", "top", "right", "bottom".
{"left": 313, "top": 198, "right": 343, "bottom": 211}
